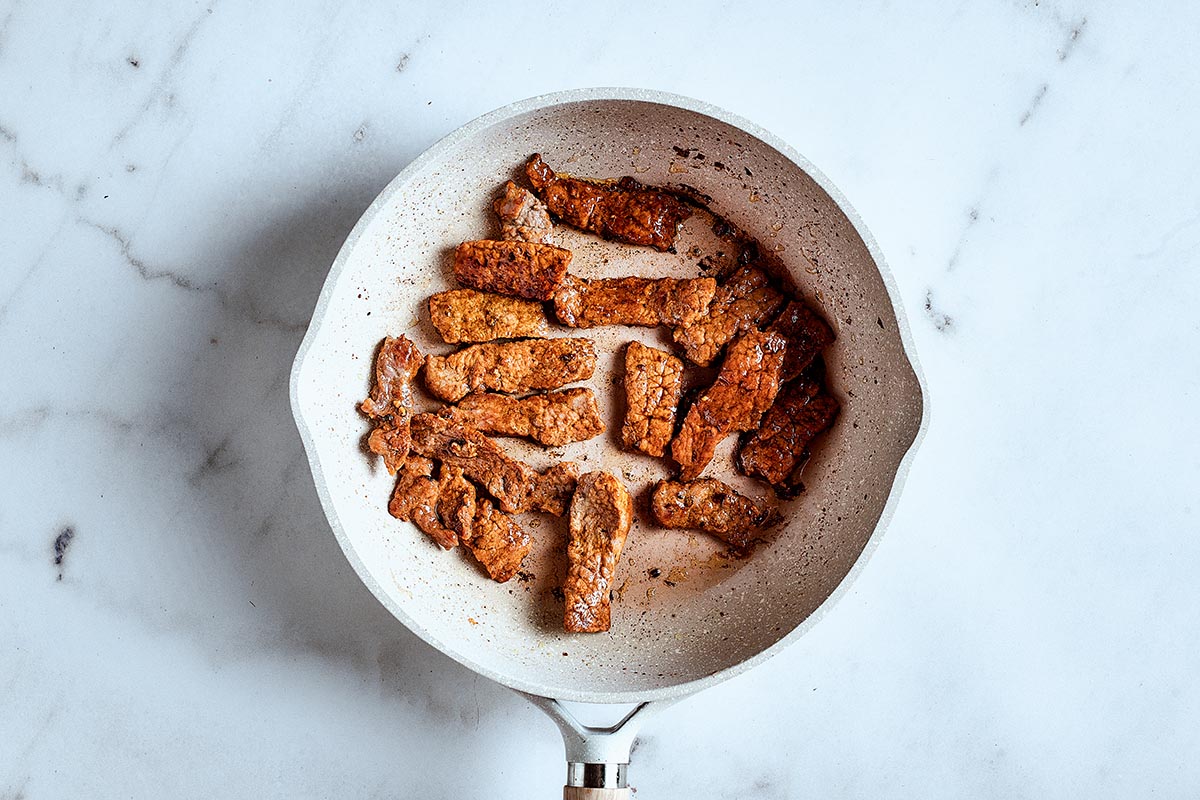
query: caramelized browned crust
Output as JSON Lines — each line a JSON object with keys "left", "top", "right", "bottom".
{"left": 388, "top": 456, "right": 457, "bottom": 550}
{"left": 436, "top": 465, "right": 476, "bottom": 545}
{"left": 453, "top": 240, "right": 572, "bottom": 301}
{"left": 553, "top": 275, "right": 716, "bottom": 328}
{"left": 738, "top": 376, "right": 840, "bottom": 497}
{"left": 525, "top": 154, "right": 693, "bottom": 252}
{"left": 621, "top": 342, "right": 684, "bottom": 458}
{"left": 564, "top": 472, "right": 633, "bottom": 633}
{"left": 447, "top": 388, "right": 604, "bottom": 446}
{"left": 428, "top": 289, "right": 549, "bottom": 344}
{"left": 672, "top": 265, "right": 785, "bottom": 366}
{"left": 408, "top": 412, "right": 578, "bottom": 515}
{"left": 671, "top": 331, "right": 787, "bottom": 481}
{"left": 651, "top": 478, "right": 777, "bottom": 552}
{"left": 423, "top": 338, "right": 597, "bottom": 403}
{"left": 360, "top": 336, "right": 423, "bottom": 474}
{"left": 768, "top": 299, "right": 835, "bottom": 381}
{"left": 494, "top": 181, "right": 554, "bottom": 244}
{"left": 464, "top": 498, "right": 533, "bottom": 582}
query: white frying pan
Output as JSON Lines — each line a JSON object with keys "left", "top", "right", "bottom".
{"left": 290, "top": 88, "right": 926, "bottom": 797}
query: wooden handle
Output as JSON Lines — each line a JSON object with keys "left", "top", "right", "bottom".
{"left": 563, "top": 788, "right": 630, "bottom": 800}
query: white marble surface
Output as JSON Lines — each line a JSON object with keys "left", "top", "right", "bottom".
{"left": 2, "top": 2, "right": 1198, "bottom": 797}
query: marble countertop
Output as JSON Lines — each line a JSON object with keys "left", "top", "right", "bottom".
{"left": 3, "top": 3, "right": 1198, "bottom": 797}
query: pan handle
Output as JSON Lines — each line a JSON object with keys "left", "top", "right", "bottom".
{"left": 522, "top": 694, "right": 680, "bottom": 799}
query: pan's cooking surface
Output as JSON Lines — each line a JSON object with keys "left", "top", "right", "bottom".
{"left": 292, "top": 93, "right": 923, "bottom": 701}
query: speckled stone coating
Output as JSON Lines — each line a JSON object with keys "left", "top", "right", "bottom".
{"left": 291, "top": 88, "right": 926, "bottom": 704}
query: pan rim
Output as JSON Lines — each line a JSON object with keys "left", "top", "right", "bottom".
{"left": 289, "top": 87, "right": 930, "bottom": 704}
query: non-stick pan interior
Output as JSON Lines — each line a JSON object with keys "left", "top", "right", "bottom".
{"left": 292, "top": 92, "right": 924, "bottom": 702}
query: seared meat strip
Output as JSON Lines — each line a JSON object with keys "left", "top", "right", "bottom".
{"left": 436, "top": 465, "right": 476, "bottom": 544}
{"left": 564, "top": 472, "right": 633, "bottom": 633}
{"left": 360, "top": 335, "right": 423, "bottom": 474}
{"left": 388, "top": 456, "right": 457, "bottom": 550}
{"left": 768, "top": 299, "right": 835, "bottom": 381}
{"left": 447, "top": 388, "right": 604, "bottom": 446}
{"left": 466, "top": 498, "right": 533, "bottom": 583}
{"left": 738, "top": 375, "right": 840, "bottom": 497}
{"left": 409, "top": 412, "right": 578, "bottom": 515}
{"left": 621, "top": 342, "right": 684, "bottom": 458}
{"left": 525, "top": 154, "right": 693, "bottom": 252}
{"left": 553, "top": 275, "right": 716, "bottom": 328}
{"left": 650, "top": 478, "right": 778, "bottom": 553}
{"left": 671, "top": 331, "right": 787, "bottom": 481}
{"left": 672, "top": 264, "right": 785, "bottom": 366}
{"left": 453, "top": 240, "right": 572, "bottom": 301}
{"left": 424, "top": 338, "right": 597, "bottom": 403}
{"left": 428, "top": 289, "right": 549, "bottom": 345}
{"left": 494, "top": 181, "right": 554, "bottom": 244}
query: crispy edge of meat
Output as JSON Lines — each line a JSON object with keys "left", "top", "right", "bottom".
{"left": 553, "top": 275, "right": 717, "bottom": 328}
{"left": 671, "top": 330, "right": 787, "bottom": 481}
{"left": 447, "top": 388, "right": 605, "bottom": 447}
{"left": 423, "top": 338, "right": 598, "bottom": 403}
{"left": 768, "top": 299, "right": 836, "bottom": 381}
{"left": 525, "top": 154, "right": 693, "bottom": 252}
{"left": 466, "top": 498, "right": 533, "bottom": 583}
{"left": 564, "top": 472, "right": 634, "bottom": 633}
{"left": 427, "top": 289, "right": 549, "bottom": 345}
{"left": 436, "top": 465, "right": 476, "bottom": 545}
{"left": 452, "top": 240, "right": 572, "bottom": 302}
{"left": 737, "top": 377, "right": 840, "bottom": 498}
{"left": 650, "top": 478, "right": 778, "bottom": 553}
{"left": 672, "top": 264, "right": 786, "bottom": 367}
{"left": 388, "top": 456, "right": 457, "bottom": 550}
{"left": 494, "top": 181, "right": 554, "bottom": 244}
{"left": 360, "top": 335, "right": 423, "bottom": 473}
{"left": 408, "top": 412, "right": 578, "bottom": 515}
{"left": 367, "top": 417, "right": 411, "bottom": 475}
{"left": 620, "top": 341, "right": 684, "bottom": 458}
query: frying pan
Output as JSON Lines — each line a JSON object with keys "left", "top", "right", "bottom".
{"left": 290, "top": 88, "right": 926, "bottom": 797}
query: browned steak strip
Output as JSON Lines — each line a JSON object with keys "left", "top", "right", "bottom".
{"left": 360, "top": 336, "right": 423, "bottom": 474}
{"left": 525, "top": 154, "right": 693, "bottom": 252}
{"left": 408, "top": 412, "right": 578, "bottom": 515}
{"left": 768, "top": 299, "right": 835, "bottom": 381}
{"left": 465, "top": 498, "right": 533, "bottom": 583}
{"left": 672, "top": 264, "right": 785, "bottom": 366}
{"left": 436, "top": 465, "right": 476, "bottom": 545}
{"left": 494, "top": 181, "right": 554, "bottom": 244}
{"left": 423, "top": 338, "right": 597, "bottom": 403}
{"left": 564, "top": 472, "right": 633, "bottom": 633}
{"left": 552, "top": 275, "right": 716, "bottom": 328}
{"left": 738, "top": 375, "right": 840, "bottom": 498}
{"left": 388, "top": 456, "right": 457, "bottom": 550}
{"left": 453, "top": 240, "right": 572, "bottom": 301}
{"left": 621, "top": 342, "right": 683, "bottom": 458}
{"left": 428, "top": 289, "right": 549, "bottom": 344}
{"left": 671, "top": 331, "right": 787, "bottom": 481}
{"left": 650, "top": 478, "right": 778, "bottom": 553}
{"left": 447, "top": 388, "right": 604, "bottom": 446}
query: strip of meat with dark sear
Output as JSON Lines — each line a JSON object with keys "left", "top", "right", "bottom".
{"left": 553, "top": 275, "right": 716, "bottom": 328}
{"left": 465, "top": 498, "right": 533, "bottom": 582}
{"left": 738, "top": 374, "right": 840, "bottom": 498}
{"left": 446, "top": 388, "right": 604, "bottom": 446}
{"left": 409, "top": 412, "right": 578, "bottom": 515}
{"left": 388, "top": 456, "right": 457, "bottom": 550}
{"left": 621, "top": 341, "right": 684, "bottom": 458}
{"left": 650, "top": 478, "right": 778, "bottom": 553}
{"left": 671, "top": 331, "right": 787, "bottom": 481}
{"left": 525, "top": 154, "right": 693, "bottom": 252}
{"left": 494, "top": 181, "right": 554, "bottom": 244}
{"left": 424, "top": 338, "right": 597, "bottom": 402}
{"left": 428, "top": 289, "right": 548, "bottom": 344}
{"left": 564, "top": 472, "right": 633, "bottom": 633}
{"left": 436, "top": 465, "right": 476, "bottom": 544}
{"left": 672, "top": 264, "right": 785, "bottom": 366}
{"left": 453, "top": 240, "right": 572, "bottom": 301}
{"left": 360, "top": 335, "right": 423, "bottom": 474}
{"left": 767, "top": 299, "right": 835, "bottom": 381}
